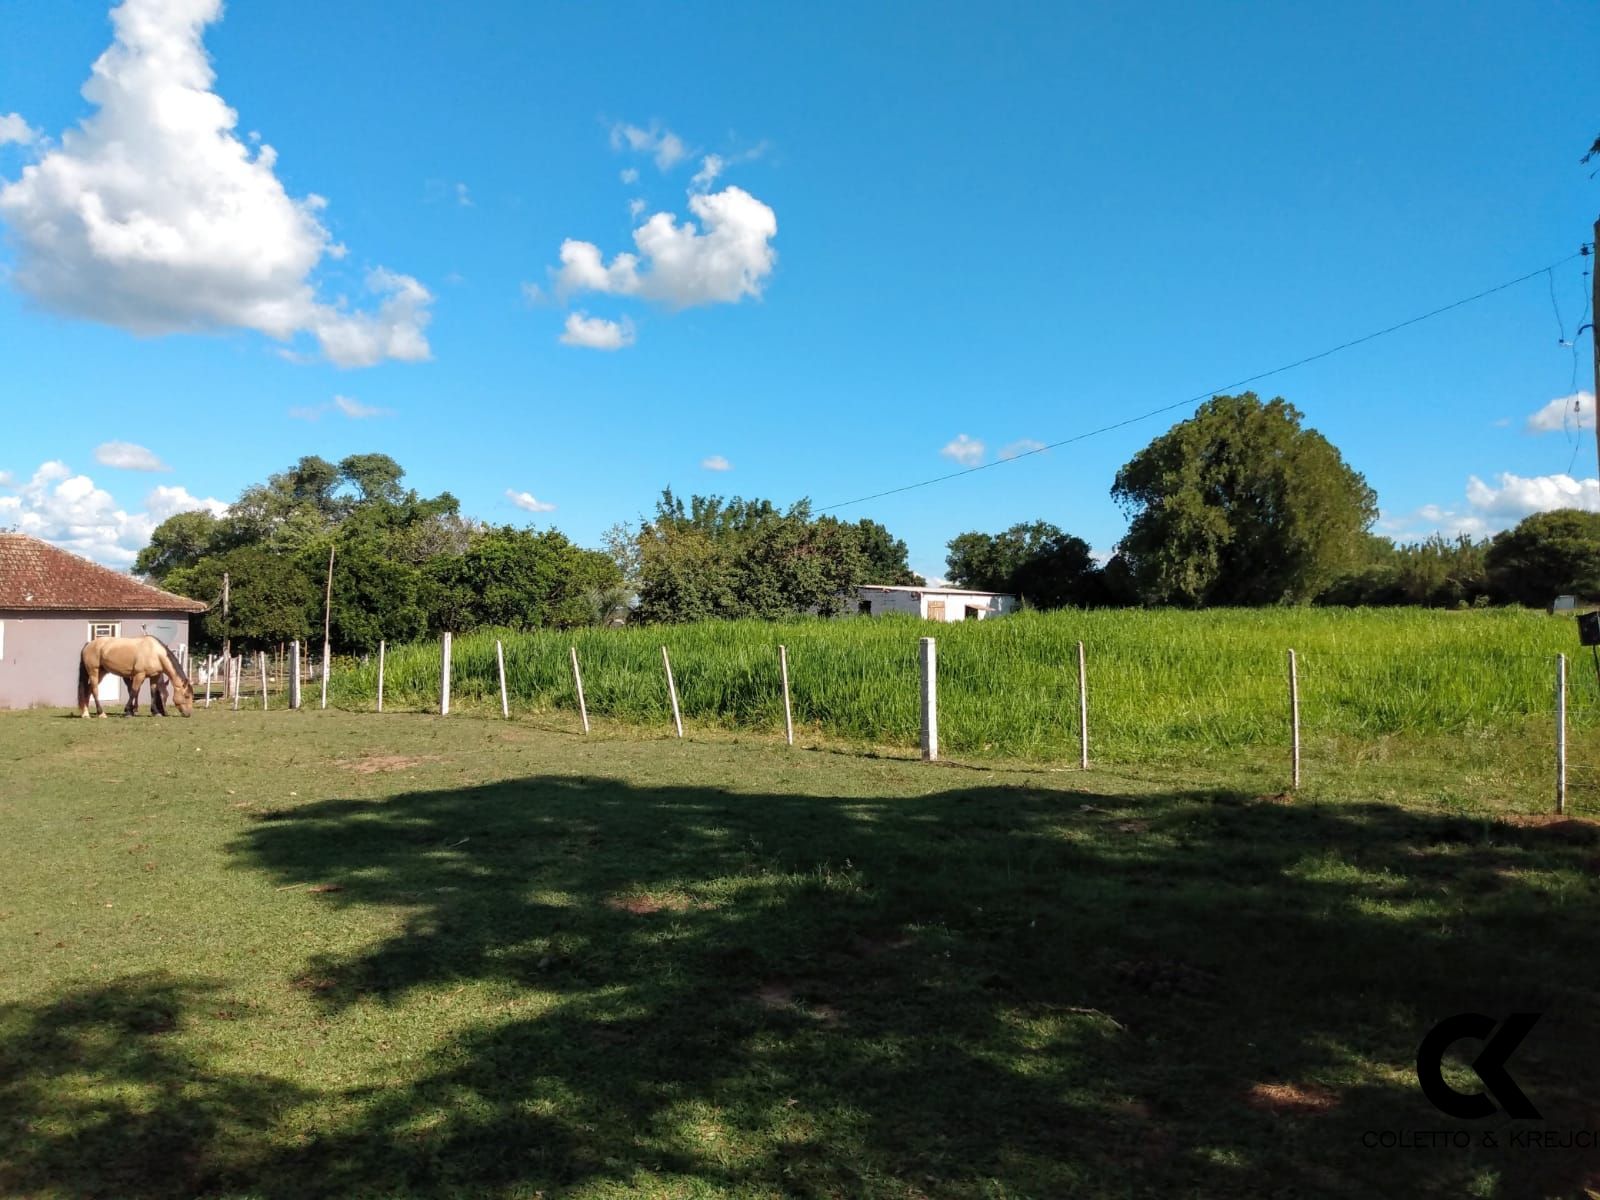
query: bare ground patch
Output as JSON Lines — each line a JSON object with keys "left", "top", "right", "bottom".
{"left": 338, "top": 753, "right": 442, "bottom": 775}
{"left": 1244, "top": 1081, "right": 1340, "bottom": 1116}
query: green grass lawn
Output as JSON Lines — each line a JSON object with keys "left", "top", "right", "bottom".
{"left": 2, "top": 707, "right": 1598, "bottom": 1198}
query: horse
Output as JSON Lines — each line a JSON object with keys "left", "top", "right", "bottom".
{"left": 78, "top": 636, "right": 195, "bottom": 718}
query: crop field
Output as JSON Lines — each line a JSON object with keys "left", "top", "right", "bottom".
{"left": 2, "top": 706, "right": 1599, "bottom": 1199}
{"left": 330, "top": 608, "right": 1600, "bottom": 809}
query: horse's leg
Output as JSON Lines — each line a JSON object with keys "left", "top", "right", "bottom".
{"left": 86, "top": 664, "right": 105, "bottom": 717}
{"left": 151, "top": 677, "right": 168, "bottom": 717}
{"left": 126, "top": 672, "right": 145, "bottom": 716}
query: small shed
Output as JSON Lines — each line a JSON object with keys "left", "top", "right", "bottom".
{"left": 0, "top": 533, "right": 207, "bottom": 709}
{"left": 850, "top": 584, "right": 1018, "bottom": 622}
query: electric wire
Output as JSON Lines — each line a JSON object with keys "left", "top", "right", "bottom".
{"left": 819, "top": 251, "right": 1590, "bottom": 512}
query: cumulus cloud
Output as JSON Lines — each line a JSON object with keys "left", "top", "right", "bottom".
{"left": 0, "top": 460, "right": 225, "bottom": 564}
{"left": 0, "top": 0, "right": 431, "bottom": 367}
{"left": 610, "top": 122, "right": 688, "bottom": 170}
{"left": 559, "top": 311, "right": 635, "bottom": 350}
{"left": 505, "top": 489, "right": 556, "bottom": 513}
{"left": 998, "top": 438, "right": 1046, "bottom": 460}
{"left": 701, "top": 455, "right": 731, "bottom": 471}
{"left": 690, "top": 154, "right": 724, "bottom": 191}
{"left": 1382, "top": 471, "right": 1600, "bottom": 540}
{"left": 288, "top": 394, "right": 393, "bottom": 420}
{"left": 0, "top": 113, "right": 38, "bottom": 146}
{"left": 1525, "top": 391, "right": 1595, "bottom": 434}
{"left": 94, "top": 441, "right": 170, "bottom": 471}
{"left": 553, "top": 186, "right": 777, "bottom": 309}
{"left": 940, "top": 434, "right": 985, "bottom": 466}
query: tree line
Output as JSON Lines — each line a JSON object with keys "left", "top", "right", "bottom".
{"left": 139, "top": 395, "right": 1600, "bottom": 650}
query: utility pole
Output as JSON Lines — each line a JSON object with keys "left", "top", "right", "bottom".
{"left": 1590, "top": 221, "right": 1598, "bottom": 484}
{"left": 220, "top": 570, "right": 231, "bottom": 698}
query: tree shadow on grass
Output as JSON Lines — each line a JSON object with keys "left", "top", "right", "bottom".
{"left": 4, "top": 777, "right": 1599, "bottom": 1198}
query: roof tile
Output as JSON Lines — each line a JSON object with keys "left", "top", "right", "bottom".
{"left": 0, "top": 534, "right": 208, "bottom": 613}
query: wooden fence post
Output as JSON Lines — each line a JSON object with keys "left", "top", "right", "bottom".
{"left": 570, "top": 646, "right": 590, "bottom": 734}
{"left": 1556, "top": 653, "right": 1568, "bottom": 815}
{"left": 259, "top": 652, "right": 268, "bottom": 711}
{"left": 779, "top": 644, "right": 794, "bottom": 746}
{"left": 1288, "top": 648, "right": 1301, "bottom": 791}
{"left": 377, "top": 640, "right": 386, "bottom": 713}
{"left": 231, "top": 657, "right": 241, "bottom": 711}
{"left": 204, "top": 654, "right": 213, "bottom": 708}
{"left": 289, "top": 641, "right": 301, "bottom": 709}
{"left": 920, "top": 636, "right": 938, "bottom": 762}
{"left": 440, "top": 632, "right": 453, "bottom": 716}
{"left": 662, "top": 646, "right": 683, "bottom": 738}
{"left": 1076, "top": 640, "right": 1089, "bottom": 770}
{"left": 496, "top": 640, "right": 509, "bottom": 719}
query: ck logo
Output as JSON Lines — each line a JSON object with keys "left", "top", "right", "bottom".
{"left": 1416, "top": 1013, "right": 1541, "bottom": 1120}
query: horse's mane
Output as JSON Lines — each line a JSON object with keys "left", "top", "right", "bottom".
{"left": 150, "top": 635, "right": 192, "bottom": 690}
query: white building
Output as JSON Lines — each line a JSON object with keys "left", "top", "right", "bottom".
{"left": 851, "top": 584, "right": 1018, "bottom": 622}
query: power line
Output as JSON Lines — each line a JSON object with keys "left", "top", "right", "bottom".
{"left": 819, "top": 251, "right": 1590, "bottom": 513}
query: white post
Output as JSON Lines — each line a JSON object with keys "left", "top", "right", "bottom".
{"left": 920, "top": 636, "right": 938, "bottom": 762}
{"left": 289, "top": 641, "right": 301, "bottom": 709}
{"left": 779, "top": 644, "right": 794, "bottom": 746}
{"left": 231, "top": 656, "right": 241, "bottom": 711}
{"left": 496, "top": 639, "right": 509, "bottom": 719}
{"left": 570, "top": 646, "right": 590, "bottom": 734}
{"left": 440, "top": 632, "right": 453, "bottom": 716}
{"left": 662, "top": 646, "right": 683, "bottom": 738}
{"left": 259, "top": 652, "right": 268, "bottom": 711}
{"left": 1288, "top": 648, "right": 1301, "bottom": 791}
{"left": 1557, "top": 653, "right": 1568, "bottom": 815}
{"left": 1076, "top": 640, "right": 1089, "bottom": 770}
{"left": 204, "top": 654, "right": 213, "bottom": 708}
{"left": 377, "top": 640, "right": 386, "bottom": 713}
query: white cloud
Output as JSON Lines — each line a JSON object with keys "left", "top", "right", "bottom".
{"left": 455, "top": 182, "right": 472, "bottom": 207}
{"left": 505, "top": 489, "right": 556, "bottom": 513}
{"left": 690, "top": 154, "right": 723, "bottom": 191}
{"left": 559, "top": 311, "right": 635, "bottom": 350}
{"left": 628, "top": 197, "right": 646, "bottom": 219}
{"left": 1525, "top": 391, "right": 1595, "bottom": 434}
{"left": 701, "top": 455, "right": 732, "bottom": 471}
{"left": 619, "top": 167, "right": 639, "bottom": 185}
{"left": 0, "top": 0, "right": 431, "bottom": 367}
{"left": 998, "top": 438, "right": 1046, "bottom": 460}
{"left": 288, "top": 394, "right": 394, "bottom": 420}
{"left": 940, "top": 434, "right": 985, "bottom": 466}
{"left": 0, "top": 113, "right": 38, "bottom": 146}
{"left": 94, "top": 441, "right": 170, "bottom": 471}
{"left": 520, "top": 281, "right": 546, "bottom": 305}
{"left": 610, "top": 122, "right": 688, "bottom": 170}
{"left": 553, "top": 185, "right": 777, "bottom": 309}
{"left": 1383, "top": 471, "right": 1600, "bottom": 540}
{"left": 0, "top": 460, "right": 225, "bottom": 564}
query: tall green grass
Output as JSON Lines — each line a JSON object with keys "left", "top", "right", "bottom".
{"left": 328, "top": 608, "right": 1599, "bottom": 761}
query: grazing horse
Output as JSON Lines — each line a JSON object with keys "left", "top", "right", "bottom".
{"left": 78, "top": 636, "right": 195, "bottom": 718}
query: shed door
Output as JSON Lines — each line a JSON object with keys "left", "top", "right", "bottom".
{"left": 926, "top": 600, "right": 946, "bottom": 622}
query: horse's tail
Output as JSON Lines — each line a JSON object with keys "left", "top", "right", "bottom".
{"left": 77, "top": 649, "right": 92, "bottom": 710}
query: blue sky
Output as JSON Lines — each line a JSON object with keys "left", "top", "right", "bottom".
{"left": 1, "top": 0, "right": 1597, "bottom": 579}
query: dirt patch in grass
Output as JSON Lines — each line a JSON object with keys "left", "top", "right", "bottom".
{"left": 338, "top": 754, "right": 441, "bottom": 775}
{"left": 1244, "top": 1081, "right": 1340, "bottom": 1116}
{"left": 1496, "top": 814, "right": 1600, "bottom": 844}
{"left": 605, "top": 891, "right": 697, "bottom": 915}
{"left": 1114, "top": 958, "right": 1217, "bottom": 997}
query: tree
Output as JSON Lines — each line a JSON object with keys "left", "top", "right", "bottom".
{"left": 429, "top": 527, "right": 623, "bottom": 631}
{"left": 133, "top": 509, "right": 223, "bottom": 582}
{"left": 1485, "top": 510, "right": 1600, "bottom": 606}
{"left": 167, "top": 547, "right": 317, "bottom": 651}
{"left": 852, "top": 519, "right": 923, "bottom": 586}
{"left": 1111, "top": 393, "right": 1377, "bottom": 605}
{"left": 946, "top": 521, "right": 1101, "bottom": 607}
{"left": 338, "top": 453, "right": 406, "bottom": 506}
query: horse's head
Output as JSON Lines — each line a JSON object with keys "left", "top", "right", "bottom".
{"left": 171, "top": 675, "right": 195, "bottom": 717}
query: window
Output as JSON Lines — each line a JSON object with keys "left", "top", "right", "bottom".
{"left": 88, "top": 622, "right": 121, "bottom": 640}
{"left": 858, "top": 599, "right": 872, "bottom": 615}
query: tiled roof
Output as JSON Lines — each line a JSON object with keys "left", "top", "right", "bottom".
{"left": 0, "top": 534, "right": 208, "bottom": 613}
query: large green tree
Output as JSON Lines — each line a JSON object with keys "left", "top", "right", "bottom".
{"left": 1485, "top": 510, "right": 1600, "bottom": 606}
{"left": 1111, "top": 393, "right": 1377, "bottom": 605}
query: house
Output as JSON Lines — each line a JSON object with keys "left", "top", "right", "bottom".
{"left": 849, "top": 584, "right": 1018, "bottom": 622}
{"left": 0, "top": 533, "right": 207, "bottom": 709}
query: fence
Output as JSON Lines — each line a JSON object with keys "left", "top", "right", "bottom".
{"left": 187, "top": 613, "right": 1600, "bottom": 813}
